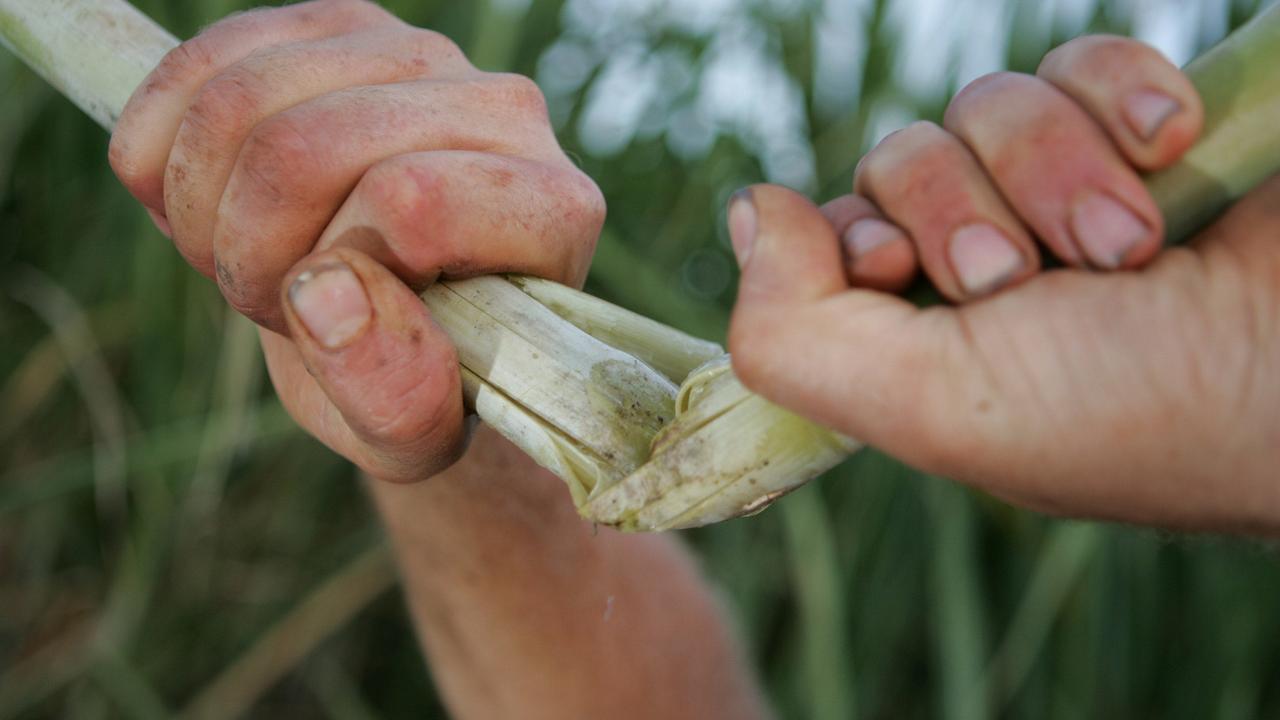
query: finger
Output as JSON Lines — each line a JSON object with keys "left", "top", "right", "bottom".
{"left": 854, "top": 121, "right": 1039, "bottom": 301}
{"left": 109, "top": 0, "right": 395, "bottom": 214}
{"left": 1038, "top": 35, "right": 1203, "bottom": 171}
{"left": 727, "top": 185, "right": 849, "bottom": 309}
{"left": 727, "top": 185, "right": 989, "bottom": 460}
{"left": 213, "top": 73, "right": 573, "bottom": 331}
{"left": 266, "top": 247, "right": 467, "bottom": 483}
{"left": 166, "top": 28, "right": 473, "bottom": 280}
{"left": 819, "top": 194, "right": 917, "bottom": 292}
{"left": 727, "top": 185, "right": 954, "bottom": 448}
{"left": 945, "top": 72, "right": 1164, "bottom": 271}
{"left": 314, "top": 151, "right": 604, "bottom": 290}
{"left": 728, "top": 177, "right": 1280, "bottom": 527}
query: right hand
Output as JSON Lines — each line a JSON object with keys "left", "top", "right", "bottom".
{"left": 726, "top": 36, "right": 1280, "bottom": 533}
{"left": 109, "top": 0, "right": 605, "bottom": 482}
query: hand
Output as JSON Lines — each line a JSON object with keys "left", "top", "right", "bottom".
{"left": 109, "top": 0, "right": 605, "bottom": 481}
{"left": 726, "top": 36, "right": 1280, "bottom": 533}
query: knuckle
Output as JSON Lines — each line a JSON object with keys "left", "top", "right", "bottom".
{"left": 186, "top": 69, "right": 265, "bottom": 138}
{"left": 359, "top": 159, "right": 460, "bottom": 273}
{"left": 1037, "top": 37, "right": 1085, "bottom": 77}
{"left": 237, "top": 116, "right": 320, "bottom": 207}
{"left": 1039, "top": 34, "right": 1150, "bottom": 79}
{"left": 319, "top": 0, "right": 389, "bottom": 19}
{"left": 553, "top": 170, "right": 606, "bottom": 281}
{"left": 290, "top": 0, "right": 383, "bottom": 27}
{"left": 213, "top": 256, "right": 274, "bottom": 321}
{"left": 560, "top": 169, "right": 607, "bottom": 231}
{"left": 947, "top": 71, "right": 1026, "bottom": 123}
{"left": 154, "top": 38, "right": 218, "bottom": 83}
{"left": 886, "top": 119, "right": 950, "bottom": 150}
{"left": 944, "top": 74, "right": 1067, "bottom": 169}
{"left": 365, "top": 158, "right": 448, "bottom": 238}
{"left": 487, "top": 73, "right": 550, "bottom": 118}
{"left": 859, "top": 121, "right": 965, "bottom": 199}
{"left": 107, "top": 132, "right": 149, "bottom": 192}
{"left": 406, "top": 27, "right": 467, "bottom": 66}
{"left": 860, "top": 121, "right": 938, "bottom": 175}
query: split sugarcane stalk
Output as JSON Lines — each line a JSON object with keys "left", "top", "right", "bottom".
{"left": 3, "top": 0, "right": 1279, "bottom": 531}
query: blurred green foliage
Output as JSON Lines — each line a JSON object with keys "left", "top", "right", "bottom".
{"left": 3, "top": 0, "right": 1280, "bottom": 718}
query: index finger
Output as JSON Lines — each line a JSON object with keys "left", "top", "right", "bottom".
{"left": 108, "top": 0, "right": 394, "bottom": 212}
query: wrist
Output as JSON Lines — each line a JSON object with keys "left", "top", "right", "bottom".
{"left": 369, "top": 421, "right": 567, "bottom": 493}
{"left": 365, "top": 423, "right": 586, "bottom": 544}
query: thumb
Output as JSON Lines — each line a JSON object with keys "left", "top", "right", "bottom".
{"left": 264, "top": 247, "right": 467, "bottom": 483}
{"left": 727, "top": 184, "right": 850, "bottom": 307}
{"left": 727, "top": 185, "right": 993, "bottom": 478}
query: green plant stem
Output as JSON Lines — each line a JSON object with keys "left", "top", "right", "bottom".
{"left": 1148, "top": 7, "right": 1280, "bottom": 243}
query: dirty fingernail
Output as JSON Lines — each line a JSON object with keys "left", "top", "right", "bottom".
{"left": 728, "top": 189, "right": 758, "bottom": 268}
{"left": 948, "top": 224, "right": 1025, "bottom": 296}
{"left": 288, "top": 262, "right": 372, "bottom": 350}
{"left": 1070, "top": 193, "right": 1150, "bottom": 270}
{"left": 842, "top": 218, "right": 906, "bottom": 261}
{"left": 1123, "top": 89, "right": 1181, "bottom": 141}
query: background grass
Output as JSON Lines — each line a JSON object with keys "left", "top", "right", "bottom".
{"left": 3, "top": 0, "right": 1280, "bottom": 717}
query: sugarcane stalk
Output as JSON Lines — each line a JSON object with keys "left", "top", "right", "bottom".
{"left": 0, "top": 0, "right": 174, "bottom": 129}
{"left": 3, "top": 0, "right": 1279, "bottom": 531}
{"left": 1148, "top": 9, "right": 1280, "bottom": 243}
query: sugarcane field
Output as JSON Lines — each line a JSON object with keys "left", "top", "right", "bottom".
{"left": 2, "top": 0, "right": 1279, "bottom": 717}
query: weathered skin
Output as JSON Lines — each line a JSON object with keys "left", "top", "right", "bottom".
{"left": 4, "top": 3, "right": 1279, "bottom": 537}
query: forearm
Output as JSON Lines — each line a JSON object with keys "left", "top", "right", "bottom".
{"left": 367, "top": 425, "right": 770, "bottom": 720}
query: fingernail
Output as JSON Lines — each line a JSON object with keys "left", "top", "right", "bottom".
{"left": 1070, "top": 192, "right": 1150, "bottom": 269}
{"left": 948, "top": 224, "right": 1025, "bottom": 296}
{"left": 727, "top": 189, "right": 758, "bottom": 268}
{"left": 1123, "top": 89, "right": 1181, "bottom": 141}
{"left": 146, "top": 208, "right": 172, "bottom": 239}
{"left": 842, "top": 218, "right": 905, "bottom": 261}
{"left": 288, "top": 262, "right": 372, "bottom": 350}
